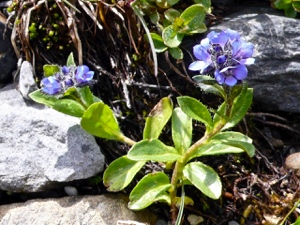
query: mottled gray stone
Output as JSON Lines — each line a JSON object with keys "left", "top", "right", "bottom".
{"left": 0, "top": 84, "right": 105, "bottom": 192}
{"left": 0, "top": 21, "right": 17, "bottom": 86}
{"left": 18, "top": 61, "right": 38, "bottom": 99}
{"left": 207, "top": 7, "right": 300, "bottom": 112}
{"left": 0, "top": 194, "right": 158, "bottom": 225}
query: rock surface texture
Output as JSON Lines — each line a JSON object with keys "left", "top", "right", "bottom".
{"left": 207, "top": 7, "right": 300, "bottom": 112}
{"left": 0, "top": 84, "right": 105, "bottom": 192}
{"left": 0, "top": 194, "right": 157, "bottom": 225}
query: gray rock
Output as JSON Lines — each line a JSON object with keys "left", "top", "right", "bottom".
{"left": 206, "top": 7, "right": 300, "bottom": 112}
{"left": 0, "top": 84, "right": 105, "bottom": 192}
{"left": 0, "top": 194, "right": 158, "bottom": 225}
{"left": 64, "top": 186, "right": 78, "bottom": 196}
{"left": 18, "top": 61, "right": 38, "bottom": 99}
{"left": 0, "top": 20, "right": 17, "bottom": 86}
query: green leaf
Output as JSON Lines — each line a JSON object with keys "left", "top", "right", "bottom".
{"left": 164, "top": 8, "right": 181, "bottom": 23}
{"left": 66, "top": 52, "right": 76, "bottom": 66}
{"left": 143, "top": 97, "right": 173, "bottom": 140}
{"left": 188, "top": 143, "right": 244, "bottom": 160}
{"left": 103, "top": 156, "right": 146, "bottom": 192}
{"left": 43, "top": 64, "right": 60, "bottom": 77}
{"left": 29, "top": 90, "right": 85, "bottom": 117}
{"left": 150, "top": 33, "right": 168, "bottom": 53}
{"left": 211, "top": 131, "right": 255, "bottom": 157}
{"left": 186, "top": 23, "right": 207, "bottom": 35}
{"left": 177, "top": 96, "right": 212, "bottom": 130}
{"left": 81, "top": 102, "right": 123, "bottom": 140}
{"left": 62, "top": 86, "right": 98, "bottom": 109}
{"left": 179, "top": 4, "right": 206, "bottom": 33}
{"left": 172, "top": 107, "right": 192, "bottom": 154}
{"left": 162, "top": 25, "right": 184, "bottom": 48}
{"left": 212, "top": 101, "right": 226, "bottom": 127}
{"left": 293, "top": 1, "right": 300, "bottom": 12}
{"left": 76, "top": 86, "right": 97, "bottom": 107}
{"left": 167, "top": 0, "right": 179, "bottom": 5}
{"left": 149, "top": 12, "right": 159, "bottom": 24}
{"left": 193, "top": 75, "right": 226, "bottom": 98}
{"left": 193, "top": 0, "right": 211, "bottom": 10}
{"left": 291, "top": 217, "right": 300, "bottom": 225}
{"left": 285, "top": 5, "right": 297, "bottom": 17}
{"left": 169, "top": 47, "right": 183, "bottom": 59}
{"left": 156, "top": 0, "right": 171, "bottom": 8}
{"left": 274, "top": 0, "right": 292, "bottom": 9}
{"left": 223, "top": 85, "right": 253, "bottom": 130}
{"left": 128, "top": 139, "right": 181, "bottom": 162}
{"left": 183, "top": 162, "right": 222, "bottom": 199}
{"left": 128, "top": 172, "right": 172, "bottom": 210}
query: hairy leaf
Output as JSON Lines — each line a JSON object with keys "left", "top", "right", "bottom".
{"left": 172, "top": 107, "right": 192, "bottom": 154}
{"left": 128, "top": 139, "right": 181, "bottom": 162}
{"left": 103, "top": 156, "right": 145, "bottom": 191}
{"left": 128, "top": 172, "right": 171, "bottom": 210}
{"left": 81, "top": 102, "right": 123, "bottom": 140}
{"left": 143, "top": 97, "right": 173, "bottom": 140}
{"left": 183, "top": 162, "right": 222, "bottom": 199}
{"left": 177, "top": 96, "right": 212, "bottom": 130}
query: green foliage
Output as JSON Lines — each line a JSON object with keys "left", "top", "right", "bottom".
{"left": 103, "top": 156, "right": 146, "bottom": 191}
{"left": 143, "top": 97, "right": 173, "bottom": 139}
{"left": 141, "top": 0, "right": 211, "bottom": 59}
{"left": 183, "top": 162, "right": 222, "bottom": 199}
{"left": 66, "top": 52, "right": 76, "bottom": 66}
{"left": 177, "top": 96, "right": 213, "bottom": 131}
{"left": 128, "top": 172, "right": 172, "bottom": 210}
{"left": 81, "top": 102, "right": 124, "bottom": 141}
{"left": 31, "top": 51, "right": 255, "bottom": 223}
{"left": 273, "top": 0, "right": 300, "bottom": 18}
{"left": 128, "top": 139, "right": 181, "bottom": 161}
{"left": 43, "top": 65, "right": 60, "bottom": 77}
{"left": 29, "top": 89, "right": 86, "bottom": 117}
{"left": 172, "top": 107, "right": 192, "bottom": 153}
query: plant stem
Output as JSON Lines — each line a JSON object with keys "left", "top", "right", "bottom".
{"left": 119, "top": 135, "right": 136, "bottom": 146}
{"left": 169, "top": 86, "right": 233, "bottom": 224}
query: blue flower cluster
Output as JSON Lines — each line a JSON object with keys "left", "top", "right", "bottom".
{"left": 189, "top": 29, "right": 255, "bottom": 86}
{"left": 41, "top": 65, "right": 94, "bottom": 95}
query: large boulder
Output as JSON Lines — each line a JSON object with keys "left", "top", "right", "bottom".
{"left": 0, "top": 84, "right": 105, "bottom": 192}
{"left": 206, "top": 7, "right": 300, "bottom": 112}
{"left": 0, "top": 194, "right": 158, "bottom": 225}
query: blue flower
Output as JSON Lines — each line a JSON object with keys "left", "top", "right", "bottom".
{"left": 75, "top": 65, "right": 94, "bottom": 85}
{"left": 189, "top": 29, "right": 255, "bottom": 86}
{"left": 41, "top": 76, "right": 61, "bottom": 95}
{"left": 41, "top": 65, "right": 95, "bottom": 95}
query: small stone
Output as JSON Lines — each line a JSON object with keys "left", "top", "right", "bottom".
{"left": 187, "top": 214, "right": 204, "bottom": 225}
{"left": 18, "top": 61, "right": 37, "bottom": 99}
{"left": 64, "top": 186, "right": 78, "bottom": 196}
{"left": 285, "top": 152, "right": 300, "bottom": 176}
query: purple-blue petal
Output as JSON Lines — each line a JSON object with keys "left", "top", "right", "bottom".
{"left": 214, "top": 70, "right": 225, "bottom": 84}
{"left": 75, "top": 65, "right": 94, "bottom": 84}
{"left": 193, "top": 44, "right": 210, "bottom": 62}
{"left": 239, "top": 58, "right": 255, "bottom": 65}
{"left": 232, "top": 65, "right": 248, "bottom": 80}
{"left": 233, "top": 40, "right": 254, "bottom": 59}
{"left": 224, "top": 75, "right": 238, "bottom": 86}
{"left": 224, "top": 29, "right": 240, "bottom": 41}
{"left": 41, "top": 76, "right": 61, "bottom": 95}
{"left": 188, "top": 61, "right": 207, "bottom": 72}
